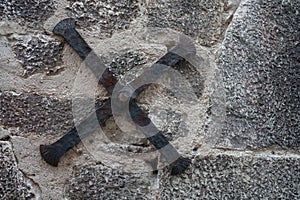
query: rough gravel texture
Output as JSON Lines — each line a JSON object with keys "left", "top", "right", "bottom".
{"left": 0, "top": 91, "right": 73, "bottom": 135}
{"left": 12, "top": 34, "right": 64, "bottom": 77}
{"left": 0, "top": 0, "right": 56, "bottom": 28}
{"left": 208, "top": 0, "right": 300, "bottom": 151}
{"left": 65, "top": 164, "right": 153, "bottom": 199}
{"left": 147, "top": 0, "right": 224, "bottom": 46}
{"left": 0, "top": 141, "right": 40, "bottom": 199}
{"left": 106, "top": 50, "right": 148, "bottom": 77}
{"left": 66, "top": 0, "right": 140, "bottom": 37}
{"left": 159, "top": 153, "right": 300, "bottom": 199}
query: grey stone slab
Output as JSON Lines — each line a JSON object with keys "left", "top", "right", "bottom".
{"left": 0, "top": 0, "right": 56, "bottom": 28}
{"left": 207, "top": 0, "right": 300, "bottom": 150}
{"left": 66, "top": 0, "right": 140, "bottom": 38}
{"left": 146, "top": 0, "right": 229, "bottom": 46}
{"left": 0, "top": 141, "right": 40, "bottom": 199}
{"left": 159, "top": 153, "right": 300, "bottom": 199}
{"left": 64, "top": 164, "right": 154, "bottom": 199}
{"left": 12, "top": 34, "right": 64, "bottom": 77}
{"left": 0, "top": 91, "right": 73, "bottom": 135}
{"left": 104, "top": 50, "right": 148, "bottom": 77}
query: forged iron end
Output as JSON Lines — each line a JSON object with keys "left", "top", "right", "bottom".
{"left": 40, "top": 144, "right": 64, "bottom": 167}
{"left": 170, "top": 156, "right": 191, "bottom": 175}
{"left": 53, "top": 18, "right": 76, "bottom": 36}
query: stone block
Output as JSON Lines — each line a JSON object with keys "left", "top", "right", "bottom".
{"left": 159, "top": 153, "right": 300, "bottom": 199}
{"left": 207, "top": 0, "right": 300, "bottom": 151}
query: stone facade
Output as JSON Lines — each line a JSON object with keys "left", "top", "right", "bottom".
{"left": 0, "top": 0, "right": 299, "bottom": 199}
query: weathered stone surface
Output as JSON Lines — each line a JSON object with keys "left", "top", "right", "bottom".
{"left": 208, "top": 0, "right": 300, "bottom": 150}
{"left": 0, "top": 21, "right": 26, "bottom": 36}
{"left": 0, "top": 0, "right": 299, "bottom": 199}
{"left": 0, "top": 48, "right": 150, "bottom": 135}
{"left": 0, "top": 127, "right": 10, "bottom": 140}
{"left": 0, "top": 91, "right": 73, "bottom": 135}
{"left": 12, "top": 34, "right": 64, "bottom": 77}
{"left": 66, "top": 0, "right": 140, "bottom": 38}
{"left": 106, "top": 50, "right": 148, "bottom": 77}
{"left": 146, "top": 0, "right": 231, "bottom": 46}
{"left": 0, "top": 39, "right": 80, "bottom": 98}
{"left": 0, "top": 0, "right": 56, "bottom": 28}
{"left": 64, "top": 164, "right": 153, "bottom": 199}
{"left": 172, "top": 59, "right": 205, "bottom": 98}
{"left": 10, "top": 134, "right": 91, "bottom": 200}
{"left": 159, "top": 153, "right": 300, "bottom": 199}
{"left": 0, "top": 141, "right": 40, "bottom": 199}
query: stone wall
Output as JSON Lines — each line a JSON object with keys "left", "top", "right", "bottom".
{"left": 0, "top": 0, "right": 299, "bottom": 199}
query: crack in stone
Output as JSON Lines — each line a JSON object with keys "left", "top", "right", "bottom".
{"left": 11, "top": 139, "right": 42, "bottom": 199}
{"left": 0, "top": 140, "right": 41, "bottom": 199}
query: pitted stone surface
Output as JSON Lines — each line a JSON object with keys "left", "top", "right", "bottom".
{"left": 106, "top": 50, "right": 148, "bottom": 77}
{"left": 147, "top": 0, "right": 224, "bottom": 46}
{"left": 66, "top": 0, "right": 140, "bottom": 37}
{"left": 159, "top": 153, "right": 300, "bottom": 199}
{"left": 0, "top": 0, "right": 299, "bottom": 199}
{"left": 160, "top": 110, "right": 183, "bottom": 141}
{"left": 0, "top": 141, "right": 40, "bottom": 199}
{"left": 0, "top": 91, "right": 73, "bottom": 135}
{"left": 65, "top": 164, "right": 153, "bottom": 199}
{"left": 12, "top": 34, "right": 64, "bottom": 77}
{"left": 208, "top": 0, "right": 300, "bottom": 150}
{"left": 0, "top": 0, "right": 56, "bottom": 28}
{"left": 172, "top": 60, "right": 205, "bottom": 98}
